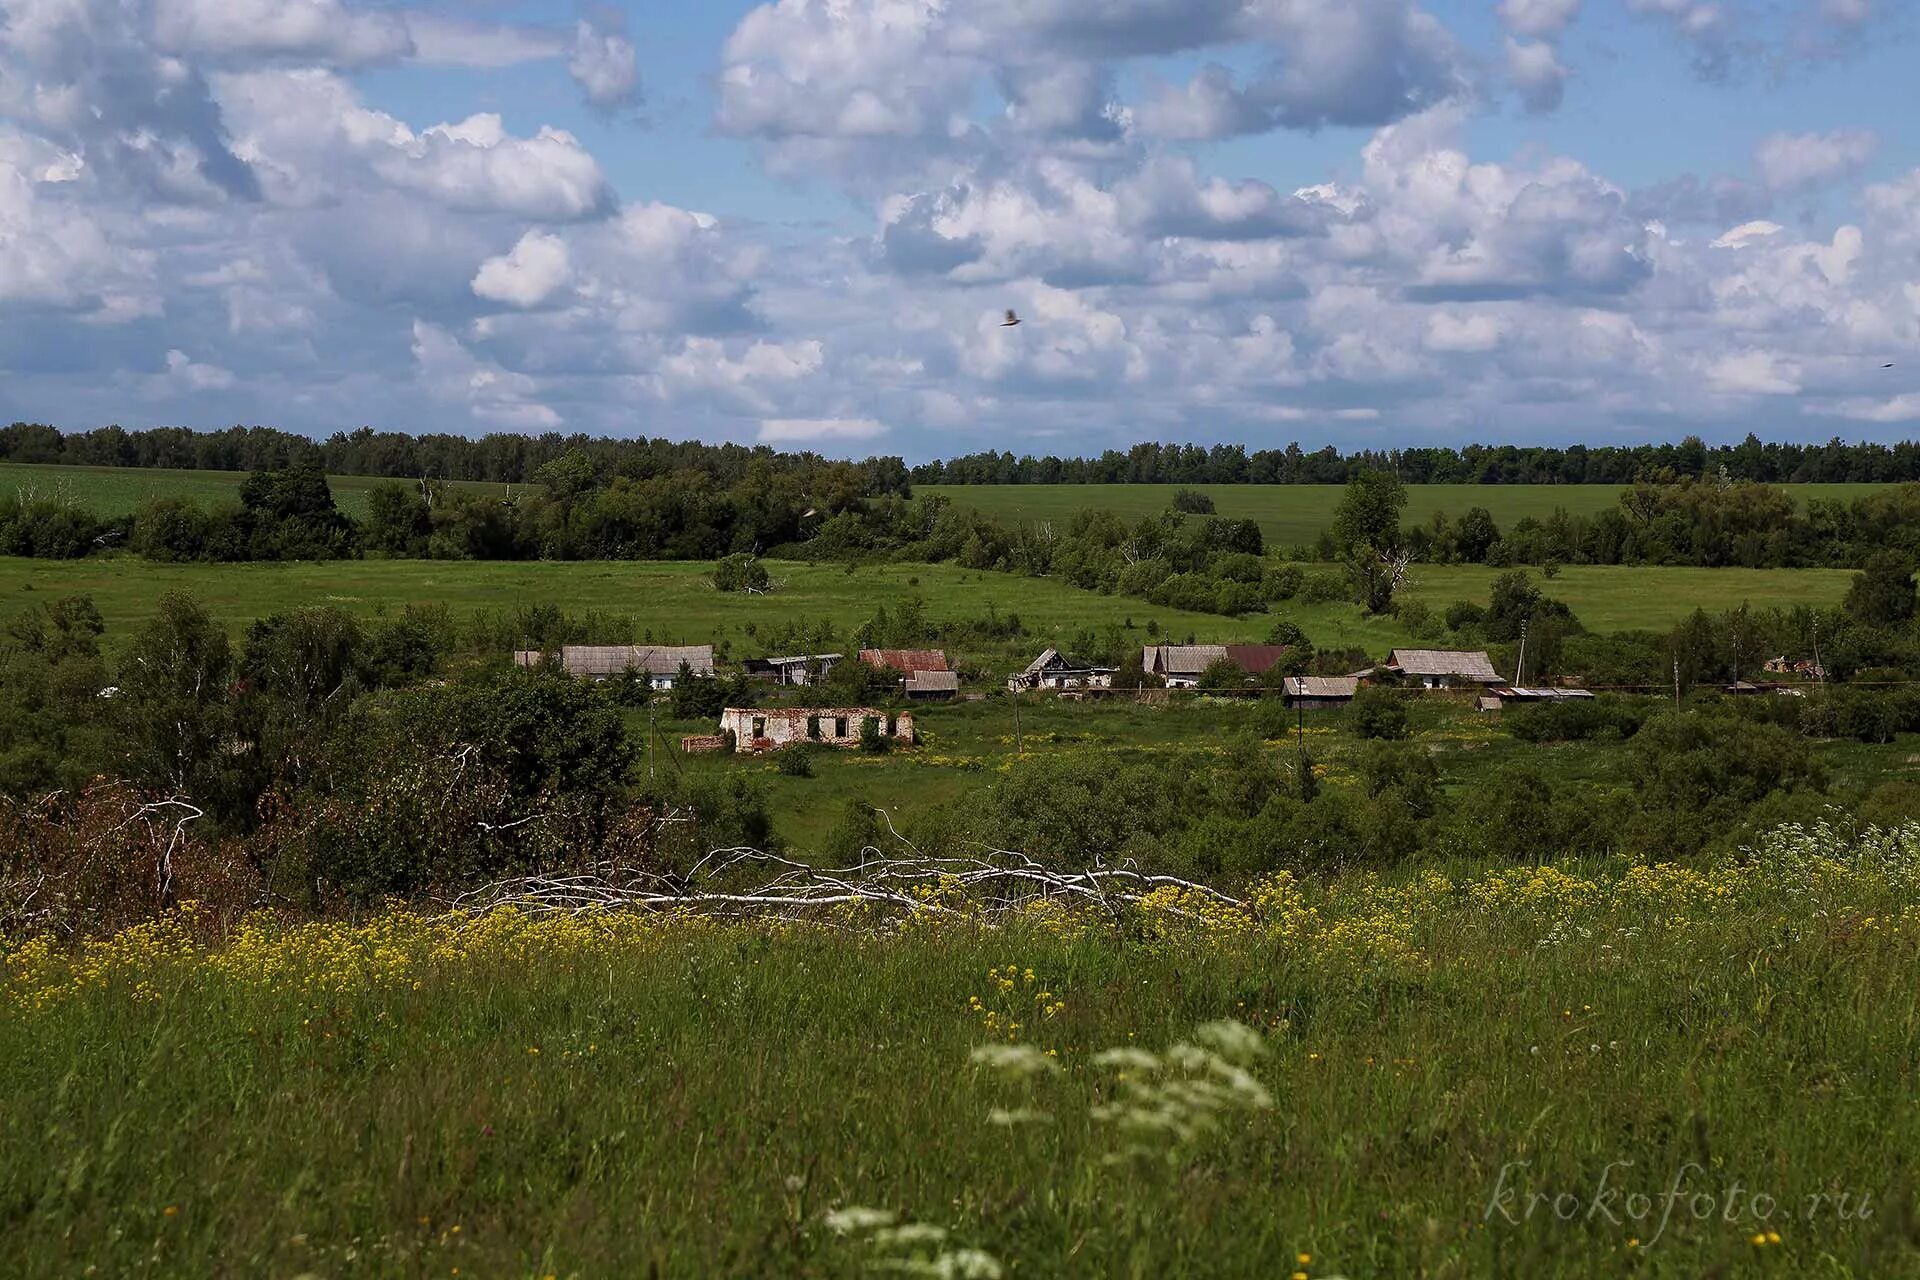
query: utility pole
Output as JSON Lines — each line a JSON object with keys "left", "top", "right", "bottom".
{"left": 1295, "top": 686, "right": 1304, "bottom": 764}
{"left": 647, "top": 701, "right": 657, "bottom": 782}
{"left": 1515, "top": 618, "right": 1530, "bottom": 688}
{"left": 1673, "top": 656, "right": 1682, "bottom": 707}
{"left": 1011, "top": 684, "right": 1023, "bottom": 755}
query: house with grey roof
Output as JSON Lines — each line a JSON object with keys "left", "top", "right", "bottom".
{"left": 1142, "top": 644, "right": 1228, "bottom": 688}
{"left": 514, "top": 644, "right": 715, "bottom": 690}
{"left": 1384, "top": 649, "right": 1502, "bottom": 689}
{"left": 1282, "top": 675, "right": 1359, "bottom": 709}
{"left": 905, "top": 669, "right": 961, "bottom": 701}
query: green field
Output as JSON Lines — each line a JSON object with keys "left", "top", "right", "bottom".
{"left": 0, "top": 556, "right": 1856, "bottom": 668}
{"left": 925, "top": 482, "right": 1898, "bottom": 549}
{"left": 670, "top": 692, "right": 1920, "bottom": 852}
{"left": 5, "top": 462, "right": 1899, "bottom": 550}
{"left": 6, "top": 846, "right": 1919, "bottom": 1277}
{"left": 0, "top": 461, "right": 517, "bottom": 519}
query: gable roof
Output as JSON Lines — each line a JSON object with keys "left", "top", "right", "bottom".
{"left": 1023, "top": 648, "right": 1062, "bottom": 675}
{"left": 1025, "top": 648, "right": 1111, "bottom": 675}
{"left": 906, "top": 669, "right": 960, "bottom": 693}
{"left": 859, "top": 648, "right": 950, "bottom": 674}
{"left": 515, "top": 645, "right": 714, "bottom": 677}
{"left": 1388, "top": 649, "right": 1501, "bottom": 682}
{"left": 1223, "top": 644, "right": 1290, "bottom": 674}
{"left": 745, "top": 653, "right": 842, "bottom": 670}
{"left": 1284, "top": 676, "right": 1359, "bottom": 699}
{"left": 1144, "top": 644, "right": 1228, "bottom": 676}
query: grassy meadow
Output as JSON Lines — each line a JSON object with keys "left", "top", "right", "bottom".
{"left": 0, "top": 461, "right": 517, "bottom": 520}
{"left": 6, "top": 838, "right": 1920, "bottom": 1277}
{"left": 677, "top": 693, "right": 1920, "bottom": 852}
{"left": 923, "top": 482, "right": 1899, "bottom": 549}
{"left": 0, "top": 555, "right": 1856, "bottom": 668}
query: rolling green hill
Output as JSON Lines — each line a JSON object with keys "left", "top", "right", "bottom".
{"left": 0, "top": 462, "right": 519, "bottom": 520}
{"left": 923, "top": 482, "right": 1898, "bottom": 549}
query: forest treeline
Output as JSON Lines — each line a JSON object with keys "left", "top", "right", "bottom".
{"left": 917, "top": 435, "right": 1920, "bottom": 485}
{"left": 8, "top": 421, "right": 1920, "bottom": 487}
{"left": 0, "top": 421, "right": 911, "bottom": 493}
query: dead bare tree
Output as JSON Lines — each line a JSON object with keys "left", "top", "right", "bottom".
{"left": 115, "top": 796, "right": 206, "bottom": 900}
{"left": 1378, "top": 547, "right": 1415, "bottom": 599}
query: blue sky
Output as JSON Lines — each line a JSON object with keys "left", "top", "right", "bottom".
{"left": 0, "top": 0, "right": 1916, "bottom": 460}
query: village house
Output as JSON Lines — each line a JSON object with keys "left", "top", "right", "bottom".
{"left": 514, "top": 644, "right": 715, "bottom": 690}
{"left": 1282, "top": 675, "right": 1359, "bottom": 710}
{"left": 1383, "top": 648, "right": 1503, "bottom": 690}
{"left": 1143, "top": 643, "right": 1293, "bottom": 688}
{"left": 1009, "top": 649, "right": 1117, "bottom": 692}
{"left": 858, "top": 648, "right": 959, "bottom": 696}
{"left": 706, "top": 706, "right": 915, "bottom": 754}
{"left": 858, "top": 648, "right": 950, "bottom": 676}
{"left": 1142, "top": 644, "right": 1223, "bottom": 688}
{"left": 1221, "top": 644, "right": 1291, "bottom": 677}
{"left": 741, "top": 653, "right": 842, "bottom": 686}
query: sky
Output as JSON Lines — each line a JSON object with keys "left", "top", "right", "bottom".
{"left": 0, "top": 0, "right": 1917, "bottom": 461}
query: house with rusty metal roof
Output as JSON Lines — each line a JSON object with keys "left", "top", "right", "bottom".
{"left": 857, "top": 648, "right": 950, "bottom": 675}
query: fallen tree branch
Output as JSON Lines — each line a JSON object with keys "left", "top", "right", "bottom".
{"left": 437, "top": 845, "right": 1244, "bottom": 927}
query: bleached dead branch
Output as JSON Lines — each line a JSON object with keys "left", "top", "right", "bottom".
{"left": 438, "top": 845, "right": 1243, "bottom": 927}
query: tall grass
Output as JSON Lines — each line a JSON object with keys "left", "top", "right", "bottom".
{"left": 4, "top": 826, "right": 1920, "bottom": 1276}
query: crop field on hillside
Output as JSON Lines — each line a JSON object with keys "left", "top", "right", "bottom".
{"left": 0, "top": 556, "right": 1856, "bottom": 667}
{"left": 0, "top": 461, "right": 517, "bottom": 519}
{"left": 5, "top": 833, "right": 1919, "bottom": 1278}
{"left": 924, "top": 482, "right": 1898, "bottom": 549}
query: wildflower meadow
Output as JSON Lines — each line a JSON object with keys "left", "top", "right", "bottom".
{"left": 5, "top": 819, "right": 1920, "bottom": 1276}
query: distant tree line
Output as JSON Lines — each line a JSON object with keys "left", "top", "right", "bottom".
{"left": 0, "top": 421, "right": 912, "bottom": 494}
{"left": 10, "top": 422, "right": 1920, "bottom": 489}
{"left": 913, "top": 435, "right": 1920, "bottom": 486}
{"left": 1352, "top": 476, "right": 1920, "bottom": 570}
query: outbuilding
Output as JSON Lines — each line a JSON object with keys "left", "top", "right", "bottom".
{"left": 1282, "top": 675, "right": 1359, "bottom": 710}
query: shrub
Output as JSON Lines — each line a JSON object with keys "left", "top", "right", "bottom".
{"left": 1505, "top": 695, "right": 1650, "bottom": 743}
{"left": 712, "top": 554, "right": 771, "bottom": 594}
{"left": 1262, "top": 565, "right": 1304, "bottom": 601}
{"left": 774, "top": 744, "right": 817, "bottom": 777}
{"left": 1299, "top": 571, "right": 1346, "bottom": 604}
{"left": 1170, "top": 489, "right": 1216, "bottom": 515}
{"left": 1349, "top": 686, "right": 1410, "bottom": 740}
{"left": 1625, "top": 710, "right": 1824, "bottom": 856}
